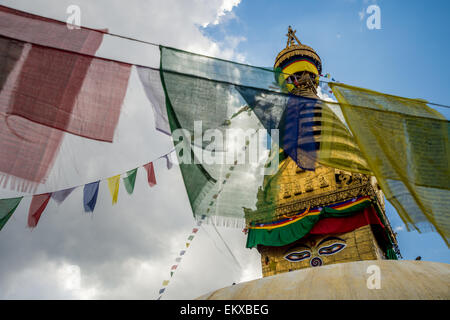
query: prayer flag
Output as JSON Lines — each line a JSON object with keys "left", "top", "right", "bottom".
{"left": 164, "top": 154, "right": 173, "bottom": 170}
{"left": 51, "top": 187, "right": 76, "bottom": 205}
{"left": 83, "top": 181, "right": 100, "bottom": 212}
{"left": 0, "top": 197, "right": 22, "bottom": 231}
{"left": 136, "top": 66, "right": 171, "bottom": 135}
{"left": 143, "top": 162, "right": 157, "bottom": 187}
{"left": 159, "top": 288, "right": 165, "bottom": 294}
{"left": 162, "top": 280, "right": 169, "bottom": 286}
{"left": 123, "top": 168, "right": 138, "bottom": 195}
{"left": 171, "top": 265, "right": 177, "bottom": 270}
{"left": 0, "top": 6, "right": 131, "bottom": 192}
{"left": 188, "top": 235, "right": 194, "bottom": 241}
{"left": 28, "top": 193, "right": 51, "bottom": 228}
{"left": 192, "top": 228, "right": 199, "bottom": 233}
{"left": 331, "top": 82, "right": 450, "bottom": 246}
{"left": 107, "top": 175, "right": 120, "bottom": 205}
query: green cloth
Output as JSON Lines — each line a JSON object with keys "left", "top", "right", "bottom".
{"left": 246, "top": 201, "right": 371, "bottom": 248}
{"left": 123, "top": 168, "right": 138, "bottom": 195}
{"left": 0, "top": 197, "right": 22, "bottom": 231}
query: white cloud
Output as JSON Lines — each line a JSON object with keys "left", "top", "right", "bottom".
{"left": 209, "top": 0, "right": 241, "bottom": 26}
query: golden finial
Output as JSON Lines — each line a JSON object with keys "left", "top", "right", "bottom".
{"left": 286, "top": 25, "right": 301, "bottom": 48}
{"left": 274, "top": 26, "right": 322, "bottom": 75}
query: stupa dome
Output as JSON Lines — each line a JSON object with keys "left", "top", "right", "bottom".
{"left": 196, "top": 260, "right": 450, "bottom": 299}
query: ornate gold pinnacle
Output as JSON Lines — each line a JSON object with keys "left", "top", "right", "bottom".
{"left": 286, "top": 25, "right": 301, "bottom": 47}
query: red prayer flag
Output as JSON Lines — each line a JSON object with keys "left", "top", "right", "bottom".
{"left": 28, "top": 193, "right": 51, "bottom": 228}
{"left": 0, "top": 7, "right": 131, "bottom": 191}
{"left": 144, "top": 162, "right": 157, "bottom": 187}
{"left": 192, "top": 228, "right": 199, "bottom": 233}
{"left": 0, "top": 5, "right": 106, "bottom": 54}
{"left": 171, "top": 265, "right": 177, "bottom": 270}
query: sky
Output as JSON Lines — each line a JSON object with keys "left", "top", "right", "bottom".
{"left": 0, "top": 0, "right": 448, "bottom": 300}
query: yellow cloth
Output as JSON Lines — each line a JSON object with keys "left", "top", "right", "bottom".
{"left": 318, "top": 102, "right": 372, "bottom": 174}
{"left": 330, "top": 82, "right": 449, "bottom": 246}
{"left": 107, "top": 175, "right": 121, "bottom": 205}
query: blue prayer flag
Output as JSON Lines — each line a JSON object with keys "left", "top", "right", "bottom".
{"left": 83, "top": 181, "right": 100, "bottom": 212}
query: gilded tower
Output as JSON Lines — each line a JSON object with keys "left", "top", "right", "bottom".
{"left": 244, "top": 27, "right": 399, "bottom": 277}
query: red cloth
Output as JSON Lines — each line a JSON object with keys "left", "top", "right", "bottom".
{"left": 144, "top": 162, "right": 157, "bottom": 187}
{"left": 0, "top": 7, "right": 131, "bottom": 190}
{"left": 28, "top": 193, "right": 51, "bottom": 228}
{"left": 0, "top": 5, "right": 105, "bottom": 54}
{"left": 308, "top": 206, "right": 384, "bottom": 235}
{"left": 6, "top": 43, "right": 131, "bottom": 142}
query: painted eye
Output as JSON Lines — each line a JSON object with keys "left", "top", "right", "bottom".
{"left": 284, "top": 251, "right": 311, "bottom": 262}
{"left": 318, "top": 243, "right": 346, "bottom": 256}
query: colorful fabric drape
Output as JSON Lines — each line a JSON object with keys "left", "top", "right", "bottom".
{"left": 308, "top": 206, "right": 383, "bottom": 235}
{"left": 144, "top": 162, "right": 157, "bottom": 187}
{"left": 123, "top": 168, "right": 138, "bottom": 195}
{"left": 330, "top": 83, "right": 450, "bottom": 246}
{"left": 0, "top": 6, "right": 131, "bottom": 191}
{"left": 83, "top": 181, "right": 100, "bottom": 213}
{"left": 28, "top": 193, "right": 51, "bottom": 228}
{"left": 107, "top": 175, "right": 121, "bottom": 204}
{"left": 0, "top": 197, "right": 22, "bottom": 231}
{"left": 246, "top": 197, "right": 379, "bottom": 248}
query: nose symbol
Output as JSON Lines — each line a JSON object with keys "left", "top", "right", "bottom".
{"left": 310, "top": 257, "right": 323, "bottom": 267}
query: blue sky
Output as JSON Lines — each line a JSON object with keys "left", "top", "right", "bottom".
{"left": 203, "top": 0, "right": 450, "bottom": 263}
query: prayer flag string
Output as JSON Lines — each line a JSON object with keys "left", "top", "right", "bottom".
{"left": 156, "top": 215, "right": 206, "bottom": 300}
{"left": 0, "top": 149, "right": 174, "bottom": 230}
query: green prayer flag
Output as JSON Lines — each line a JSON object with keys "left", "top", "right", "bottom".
{"left": 123, "top": 168, "right": 138, "bottom": 195}
{"left": 188, "top": 235, "right": 194, "bottom": 241}
{"left": 0, "top": 197, "right": 22, "bottom": 231}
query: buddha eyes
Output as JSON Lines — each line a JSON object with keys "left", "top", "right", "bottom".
{"left": 284, "top": 250, "right": 311, "bottom": 262}
{"left": 284, "top": 242, "right": 346, "bottom": 262}
{"left": 318, "top": 243, "right": 346, "bottom": 256}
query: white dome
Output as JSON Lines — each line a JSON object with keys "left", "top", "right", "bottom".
{"left": 197, "top": 260, "right": 450, "bottom": 300}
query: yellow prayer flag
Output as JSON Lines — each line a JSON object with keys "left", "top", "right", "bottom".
{"left": 162, "top": 280, "right": 169, "bottom": 286}
{"left": 107, "top": 175, "right": 121, "bottom": 205}
{"left": 330, "top": 83, "right": 449, "bottom": 246}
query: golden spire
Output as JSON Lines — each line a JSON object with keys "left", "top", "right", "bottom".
{"left": 274, "top": 26, "right": 322, "bottom": 75}
{"left": 286, "top": 25, "right": 301, "bottom": 47}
